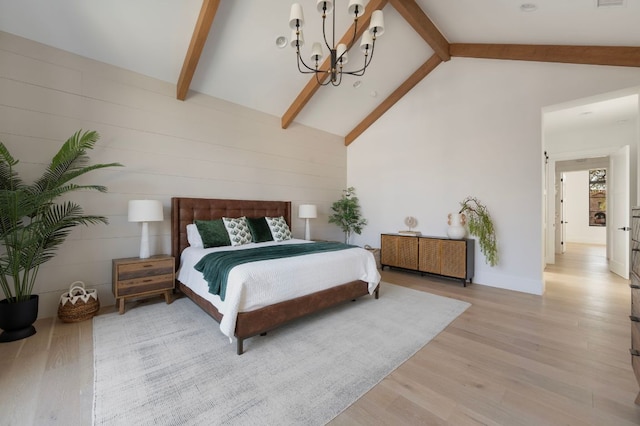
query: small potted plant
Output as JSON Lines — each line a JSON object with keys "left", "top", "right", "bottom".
{"left": 328, "top": 187, "right": 367, "bottom": 244}
{"left": 0, "top": 130, "right": 122, "bottom": 342}
{"left": 458, "top": 196, "right": 498, "bottom": 266}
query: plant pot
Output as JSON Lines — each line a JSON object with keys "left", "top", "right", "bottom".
{"left": 0, "top": 295, "right": 39, "bottom": 342}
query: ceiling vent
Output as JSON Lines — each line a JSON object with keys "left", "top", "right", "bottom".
{"left": 596, "top": 0, "right": 625, "bottom": 7}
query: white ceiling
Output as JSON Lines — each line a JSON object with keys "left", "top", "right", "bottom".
{"left": 544, "top": 94, "right": 639, "bottom": 133}
{"left": 1, "top": 0, "right": 639, "bottom": 137}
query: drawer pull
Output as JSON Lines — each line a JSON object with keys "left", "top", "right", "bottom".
{"left": 142, "top": 264, "right": 154, "bottom": 268}
{"left": 631, "top": 349, "right": 640, "bottom": 357}
{"left": 631, "top": 284, "right": 640, "bottom": 289}
{"left": 631, "top": 315, "right": 640, "bottom": 322}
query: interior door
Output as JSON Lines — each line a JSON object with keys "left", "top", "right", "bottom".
{"left": 609, "top": 145, "right": 630, "bottom": 279}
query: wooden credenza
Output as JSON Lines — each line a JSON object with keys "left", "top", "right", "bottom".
{"left": 630, "top": 207, "right": 640, "bottom": 404}
{"left": 380, "top": 234, "right": 474, "bottom": 285}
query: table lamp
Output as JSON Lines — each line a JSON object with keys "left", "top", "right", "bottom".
{"left": 128, "top": 200, "right": 164, "bottom": 258}
{"left": 298, "top": 204, "right": 317, "bottom": 241}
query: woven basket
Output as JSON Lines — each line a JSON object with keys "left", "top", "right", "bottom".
{"left": 58, "top": 281, "right": 100, "bottom": 323}
{"left": 364, "top": 245, "right": 382, "bottom": 269}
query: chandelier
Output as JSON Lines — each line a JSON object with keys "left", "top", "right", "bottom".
{"left": 288, "top": 1, "right": 385, "bottom": 87}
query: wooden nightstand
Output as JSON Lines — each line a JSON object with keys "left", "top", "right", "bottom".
{"left": 112, "top": 255, "right": 175, "bottom": 314}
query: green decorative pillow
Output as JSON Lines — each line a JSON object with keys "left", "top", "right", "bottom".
{"left": 223, "top": 217, "right": 252, "bottom": 246}
{"left": 246, "top": 217, "right": 274, "bottom": 243}
{"left": 266, "top": 216, "right": 292, "bottom": 242}
{"left": 194, "top": 219, "right": 231, "bottom": 248}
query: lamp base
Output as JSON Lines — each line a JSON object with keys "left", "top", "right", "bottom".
{"left": 139, "top": 222, "right": 150, "bottom": 258}
{"left": 304, "top": 219, "right": 311, "bottom": 240}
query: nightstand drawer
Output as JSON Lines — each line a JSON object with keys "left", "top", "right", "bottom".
{"left": 117, "top": 259, "right": 174, "bottom": 280}
{"left": 116, "top": 273, "right": 174, "bottom": 296}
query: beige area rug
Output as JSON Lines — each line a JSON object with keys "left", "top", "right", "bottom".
{"left": 92, "top": 283, "right": 470, "bottom": 425}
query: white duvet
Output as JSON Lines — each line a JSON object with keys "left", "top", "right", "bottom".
{"left": 177, "top": 239, "right": 381, "bottom": 340}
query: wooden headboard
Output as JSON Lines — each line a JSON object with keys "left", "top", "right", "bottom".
{"left": 171, "top": 197, "right": 292, "bottom": 270}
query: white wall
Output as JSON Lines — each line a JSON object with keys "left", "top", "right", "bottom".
{"left": 546, "top": 114, "right": 638, "bottom": 204}
{"left": 0, "top": 32, "right": 349, "bottom": 318}
{"left": 348, "top": 57, "right": 640, "bottom": 295}
{"left": 563, "top": 170, "right": 607, "bottom": 244}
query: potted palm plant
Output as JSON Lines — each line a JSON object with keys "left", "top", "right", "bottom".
{"left": 328, "top": 187, "right": 367, "bottom": 244}
{"left": 458, "top": 196, "right": 498, "bottom": 267}
{"left": 0, "top": 130, "right": 122, "bottom": 342}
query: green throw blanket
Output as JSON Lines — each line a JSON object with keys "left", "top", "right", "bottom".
{"left": 194, "top": 242, "right": 355, "bottom": 301}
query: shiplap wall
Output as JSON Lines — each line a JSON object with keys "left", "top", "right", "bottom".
{"left": 0, "top": 31, "right": 347, "bottom": 318}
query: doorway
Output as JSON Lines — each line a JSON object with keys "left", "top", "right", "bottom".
{"left": 556, "top": 159, "right": 608, "bottom": 256}
{"left": 542, "top": 90, "right": 639, "bottom": 287}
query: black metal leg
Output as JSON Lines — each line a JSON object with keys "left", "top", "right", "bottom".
{"left": 237, "top": 338, "right": 244, "bottom": 355}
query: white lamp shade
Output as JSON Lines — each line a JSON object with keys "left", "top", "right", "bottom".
{"left": 360, "top": 30, "right": 373, "bottom": 53}
{"left": 347, "top": 0, "right": 364, "bottom": 17}
{"left": 336, "top": 43, "right": 348, "bottom": 65}
{"left": 128, "top": 200, "right": 164, "bottom": 222}
{"left": 289, "top": 3, "right": 304, "bottom": 29}
{"left": 298, "top": 204, "right": 317, "bottom": 219}
{"left": 369, "top": 10, "right": 384, "bottom": 37}
{"left": 316, "top": 0, "right": 333, "bottom": 14}
{"left": 310, "top": 42, "right": 323, "bottom": 62}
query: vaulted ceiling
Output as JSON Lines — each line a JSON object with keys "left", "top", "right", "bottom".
{"left": 1, "top": 0, "right": 639, "bottom": 144}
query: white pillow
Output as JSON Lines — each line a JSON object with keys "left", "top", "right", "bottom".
{"left": 266, "top": 216, "right": 292, "bottom": 242}
{"left": 222, "top": 217, "right": 252, "bottom": 246}
{"left": 186, "top": 224, "right": 204, "bottom": 248}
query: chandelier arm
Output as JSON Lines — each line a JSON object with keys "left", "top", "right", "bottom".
{"left": 320, "top": 6, "right": 332, "bottom": 52}
{"left": 296, "top": 50, "right": 320, "bottom": 74}
{"left": 337, "top": 16, "right": 358, "bottom": 65}
{"left": 315, "top": 71, "right": 332, "bottom": 86}
{"left": 343, "top": 40, "right": 377, "bottom": 76}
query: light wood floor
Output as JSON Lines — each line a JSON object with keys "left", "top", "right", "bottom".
{"left": 1, "top": 243, "right": 639, "bottom": 425}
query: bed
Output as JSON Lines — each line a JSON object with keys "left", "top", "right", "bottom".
{"left": 171, "top": 197, "right": 380, "bottom": 354}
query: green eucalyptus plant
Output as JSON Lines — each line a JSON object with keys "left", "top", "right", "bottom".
{"left": 459, "top": 196, "right": 498, "bottom": 267}
{"left": 0, "top": 130, "right": 123, "bottom": 302}
{"left": 328, "top": 187, "right": 367, "bottom": 244}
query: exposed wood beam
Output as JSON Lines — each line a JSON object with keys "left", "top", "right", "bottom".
{"left": 281, "top": 0, "right": 389, "bottom": 129}
{"left": 345, "top": 54, "right": 442, "bottom": 146}
{"left": 389, "top": 0, "right": 450, "bottom": 61}
{"left": 450, "top": 43, "right": 640, "bottom": 67}
{"left": 176, "top": 0, "right": 220, "bottom": 101}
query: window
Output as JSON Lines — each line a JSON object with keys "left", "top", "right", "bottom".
{"left": 589, "top": 168, "right": 606, "bottom": 226}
